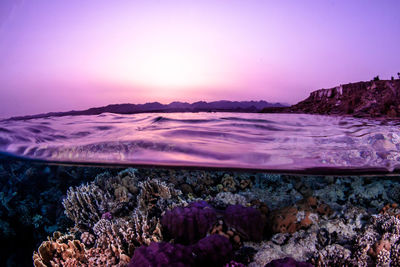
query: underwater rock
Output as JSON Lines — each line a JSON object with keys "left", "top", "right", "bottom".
{"left": 265, "top": 257, "right": 313, "bottom": 267}
{"left": 224, "top": 205, "right": 265, "bottom": 241}
{"left": 161, "top": 201, "right": 217, "bottom": 244}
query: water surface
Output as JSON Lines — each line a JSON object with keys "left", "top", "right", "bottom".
{"left": 0, "top": 112, "right": 399, "bottom": 172}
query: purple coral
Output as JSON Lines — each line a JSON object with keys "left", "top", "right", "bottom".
{"left": 128, "top": 242, "right": 194, "bottom": 267}
{"left": 129, "top": 235, "right": 233, "bottom": 267}
{"left": 224, "top": 205, "right": 264, "bottom": 241}
{"left": 265, "top": 257, "right": 313, "bottom": 267}
{"left": 161, "top": 201, "right": 217, "bottom": 244}
{"left": 193, "top": 234, "right": 233, "bottom": 265}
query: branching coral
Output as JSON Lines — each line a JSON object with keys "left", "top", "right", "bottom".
{"left": 33, "top": 232, "right": 86, "bottom": 267}
{"left": 62, "top": 183, "right": 111, "bottom": 228}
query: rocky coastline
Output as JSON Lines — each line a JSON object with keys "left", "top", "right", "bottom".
{"left": 262, "top": 79, "right": 400, "bottom": 118}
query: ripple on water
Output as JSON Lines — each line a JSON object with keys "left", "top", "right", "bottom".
{"left": 0, "top": 112, "right": 399, "bottom": 172}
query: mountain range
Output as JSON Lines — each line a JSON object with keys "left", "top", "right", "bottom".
{"left": 7, "top": 100, "right": 287, "bottom": 120}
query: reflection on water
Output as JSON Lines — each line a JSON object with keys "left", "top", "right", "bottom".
{"left": 0, "top": 112, "right": 399, "bottom": 172}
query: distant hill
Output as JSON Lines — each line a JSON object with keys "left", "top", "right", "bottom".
{"left": 7, "top": 100, "right": 287, "bottom": 121}
{"left": 261, "top": 79, "right": 400, "bottom": 118}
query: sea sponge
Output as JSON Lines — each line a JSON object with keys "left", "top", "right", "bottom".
{"left": 224, "top": 205, "right": 265, "bottom": 241}
{"left": 161, "top": 201, "right": 217, "bottom": 244}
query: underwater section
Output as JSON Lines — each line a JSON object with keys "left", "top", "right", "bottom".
{"left": 1, "top": 155, "right": 400, "bottom": 266}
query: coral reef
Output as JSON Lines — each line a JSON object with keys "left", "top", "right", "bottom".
{"left": 33, "top": 168, "right": 186, "bottom": 266}
{"left": 22, "top": 165, "right": 400, "bottom": 267}
{"left": 0, "top": 157, "right": 109, "bottom": 266}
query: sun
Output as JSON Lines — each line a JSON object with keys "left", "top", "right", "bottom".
{"left": 109, "top": 43, "right": 214, "bottom": 92}
{"left": 101, "top": 35, "right": 226, "bottom": 95}
{"left": 135, "top": 50, "right": 205, "bottom": 89}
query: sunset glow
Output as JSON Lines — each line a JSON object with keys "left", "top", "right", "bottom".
{"left": 0, "top": 0, "right": 399, "bottom": 117}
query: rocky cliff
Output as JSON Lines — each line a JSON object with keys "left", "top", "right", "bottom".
{"left": 281, "top": 79, "right": 400, "bottom": 117}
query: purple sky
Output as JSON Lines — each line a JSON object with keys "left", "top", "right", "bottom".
{"left": 0, "top": 0, "right": 399, "bottom": 117}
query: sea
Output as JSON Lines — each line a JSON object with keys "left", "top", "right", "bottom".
{"left": 0, "top": 112, "right": 400, "bottom": 266}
